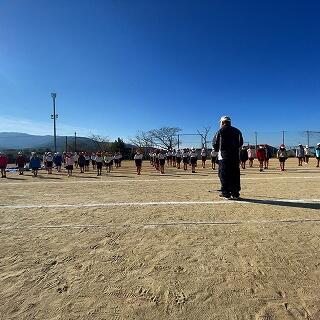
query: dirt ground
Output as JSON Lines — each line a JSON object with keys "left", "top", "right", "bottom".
{"left": 1, "top": 158, "right": 320, "bottom": 320}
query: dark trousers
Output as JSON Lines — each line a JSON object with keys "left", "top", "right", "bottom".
{"left": 218, "top": 159, "right": 241, "bottom": 197}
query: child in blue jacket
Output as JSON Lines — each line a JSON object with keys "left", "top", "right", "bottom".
{"left": 29, "top": 152, "right": 41, "bottom": 177}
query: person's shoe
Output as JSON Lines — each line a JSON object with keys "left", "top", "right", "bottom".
{"left": 219, "top": 193, "right": 231, "bottom": 199}
{"left": 259, "top": 169, "right": 263, "bottom": 172}
{"left": 230, "top": 195, "right": 241, "bottom": 200}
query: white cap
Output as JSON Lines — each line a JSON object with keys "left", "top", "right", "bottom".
{"left": 220, "top": 115, "right": 231, "bottom": 122}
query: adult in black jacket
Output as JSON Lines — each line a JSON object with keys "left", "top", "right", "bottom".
{"left": 213, "top": 116, "right": 243, "bottom": 199}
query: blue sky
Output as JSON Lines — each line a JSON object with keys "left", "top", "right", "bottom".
{"left": 0, "top": 0, "right": 319, "bottom": 145}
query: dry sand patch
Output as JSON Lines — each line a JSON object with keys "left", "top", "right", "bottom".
{"left": 1, "top": 158, "right": 320, "bottom": 319}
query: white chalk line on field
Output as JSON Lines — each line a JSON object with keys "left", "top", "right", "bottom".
{"left": 1, "top": 175, "right": 320, "bottom": 186}
{"left": 0, "top": 198, "right": 319, "bottom": 209}
{"left": 0, "top": 200, "right": 231, "bottom": 209}
{"left": 2, "top": 217, "right": 320, "bottom": 231}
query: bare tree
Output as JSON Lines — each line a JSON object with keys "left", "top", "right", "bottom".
{"left": 90, "top": 133, "right": 110, "bottom": 151}
{"left": 148, "top": 127, "right": 181, "bottom": 149}
{"left": 130, "top": 131, "right": 153, "bottom": 148}
{"left": 197, "top": 126, "right": 211, "bottom": 149}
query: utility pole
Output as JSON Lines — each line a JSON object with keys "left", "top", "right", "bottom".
{"left": 74, "top": 132, "right": 77, "bottom": 152}
{"left": 306, "top": 130, "right": 310, "bottom": 146}
{"left": 254, "top": 131, "right": 258, "bottom": 150}
{"left": 282, "top": 130, "right": 285, "bottom": 145}
{"left": 50, "top": 93, "right": 58, "bottom": 153}
{"left": 65, "top": 136, "right": 68, "bottom": 152}
{"left": 177, "top": 134, "right": 180, "bottom": 149}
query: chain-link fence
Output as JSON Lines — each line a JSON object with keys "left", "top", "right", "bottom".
{"left": 174, "top": 134, "right": 203, "bottom": 149}
{"left": 241, "top": 130, "right": 319, "bottom": 148}
{"left": 201, "top": 130, "right": 320, "bottom": 155}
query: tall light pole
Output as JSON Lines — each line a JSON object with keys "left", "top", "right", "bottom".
{"left": 50, "top": 93, "right": 58, "bottom": 152}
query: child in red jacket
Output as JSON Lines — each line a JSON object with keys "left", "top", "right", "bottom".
{"left": 0, "top": 152, "right": 8, "bottom": 178}
{"left": 256, "top": 145, "right": 266, "bottom": 172}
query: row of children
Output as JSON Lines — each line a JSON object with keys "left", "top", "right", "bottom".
{"left": 239, "top": 144, "right": 320, "bottom": 171}
{"left": 45, "top": 151, "right": 123, "bottom": 176}
{"left": 1, "top": 144, "right": 319, "bottom": 178}
{"left": 0, "top": 151, "right": 123, "bottom": 178}
{"left": 137, "top": 143, "right": 320, "bottom": 175}
{"left": 131, "top": 148, "right": 219, "bottom": 175}
{"left": 149, "top": 148, "right": 198, "bottom": 174}
{"left": 240, "top": 145, "right": 272, "bottom": 171}
{"left": 244, "top": 144, "right": 320, "bottom": 172}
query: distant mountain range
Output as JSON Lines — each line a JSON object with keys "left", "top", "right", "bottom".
{"left": 0, "top": 132, "right": 96, "bottom": 151}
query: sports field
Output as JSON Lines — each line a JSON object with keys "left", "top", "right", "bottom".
{"left": 1, "top": 158, "right": 320, "bottom": 320}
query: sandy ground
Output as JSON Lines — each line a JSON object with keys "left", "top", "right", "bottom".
{"left": 0, "top": 158, "right": 320, "bottom": 320}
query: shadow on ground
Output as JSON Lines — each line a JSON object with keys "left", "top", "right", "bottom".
{"left": 37, "top": 176, "right": 62, "bottom": 180}
{"left": 240, "top": 198, "right": 320, "bottom": 210}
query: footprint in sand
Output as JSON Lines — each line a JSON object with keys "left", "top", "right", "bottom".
{"left": 175, "top": 292, "right": 187, "bottom": 305}
{"left": 138, "top": 287, "right": 159, "bottom": 304}
{"left": 57, "top": 284, "right": 69, "bottom": 294}
{"left": 41, "top": 260, "right": 57, "bottom": 273}
{"left": 256, "top": 302, "right": 309, "bottom": 320}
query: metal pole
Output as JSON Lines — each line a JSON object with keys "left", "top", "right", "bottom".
{"left": 306, "top": 130, "right": 310, "bottom": 146}
{"left": 254, "top": 131, "right": 258, "bottom": 150}
{"left": 178, "top": 134, "right": 180, "bottom": 149}
{"left": 51, "top": 93, "right": 57, "bottom": 153}
{"left": 74, "top": 132, "right": 77, "bottom": 152}
{"left": 65, "top": 136, "right": 68, "bottom": 152}
{"left": 282, "top": 131, "right": 285, "bottom": 145}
